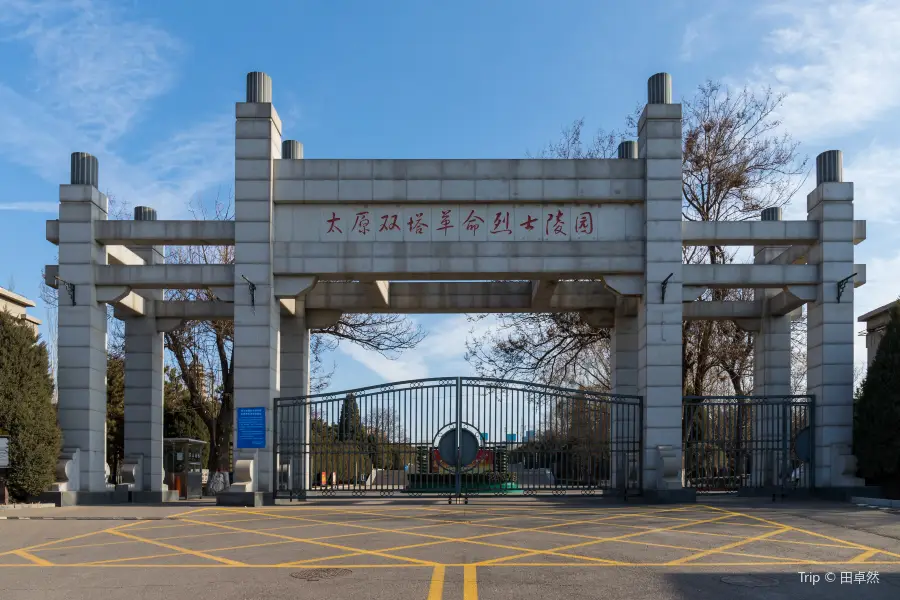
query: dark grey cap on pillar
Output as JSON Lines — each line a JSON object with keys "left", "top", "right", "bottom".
{"left": 648, "top": 73, "right": 672, "bottom": 104}
{"left": 246, "top": 71, "right": 272, "bottom": 103}
{"left": 70, "top": 152, "right": 99, "bottom": 187}
{"left": 816, "top": 150, "right": 843, "bottom": 186}
{"left": 134, "top": 206, "right": 157, "bottom": 221}
{"left": 282, "top": 140, "right": 304, "bottom": 159}
{"left": 617, "top": 140, "right": 638, "bottom": 159}
{"left": 761, "top": 207, "right": 782, "bottom": 221}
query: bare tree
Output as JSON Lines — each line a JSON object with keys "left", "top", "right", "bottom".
{"left": 468, "top": 82, "right": 808, "bottom": 396}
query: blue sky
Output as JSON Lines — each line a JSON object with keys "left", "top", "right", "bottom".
{"left": 1, "top": 0, "right": 898, "bottom": 392}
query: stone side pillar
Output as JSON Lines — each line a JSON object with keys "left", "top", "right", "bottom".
{"left": 637, "top": 73, "right": 686, "bottom": 497}
{"left": 123, "top": 206, "right": 165, "bottom": 492}
{"left": 806, "top": 150, "right": 862, "bottom": 488}
{"left": 57, "top": 153, "right": 109, "bottom": 492}
{"left": 279, "top": 296, "right": 311, "bottom": 495}
{"left": 751, "top": 206, "right": 792, "bottom": 487}
{"left": 233, "top": 71, "right": 282, "bottom": 493}
{"left": 610, "top": 308, "right": 639, "bottom": 490}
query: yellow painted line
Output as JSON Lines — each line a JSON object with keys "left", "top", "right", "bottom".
{"left": 477, "top": 513, "right": 736, "bottom": 566}
{"left": 464, "top": 565, "right": 478, "bottom": 600}
{"left": 79, "top": 552, "right": 184, "bottom": 565}
{"left": 849, "top": 549, "right": 879, "bottom": 563}
{"left": 427, "top": 565, "right": 445, "bottom": 600}
{"left": 222, "top": 507, "right": 621, "bottom": 565}
{"left": 611, "top": 538, "right": 820, "bottom": 564}
{"left": 666, "top": 527, "right": 791, "bottom": 565}
{"left": 107, "top": 529, "right": 245, "bottom": 566}
{"left": 6, "top": 560, "right": 900, "bottom": 569}
{"left": 179, "top": 518, "right": 437, "bottom": 566}
{"left": 13, "top": 550, "right": 53, "bottom": 566}
{"left": 700, "top": 504, "right": 900, "bottom": 560}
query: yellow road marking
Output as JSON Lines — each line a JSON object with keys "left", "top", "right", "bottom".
{"left": 427, "top": 565, "right": 445, "bottom": 600}
{"left": 81, "top": 552, "right": 183, "bottom": 565}
{"left": 666, "top": 527, "right": 791, "bottom": 565}
{"left": 477, "top": 513, "right": 737, "bottom": 566}
{"left": 464, "top": 565, "right": 478, "bottom": 600}
{"left": 5, "top": 559, "right": 900, "bottom": 569}
{"left": 849, "top": 549, "right": 879, "bottom": 563}
{"left": 107, "top": 529, "right": 245, "bottom": 566}
{"left": 218, "top": 507, "right": 623, "bottom": 565}
{"left": 700, "top": 504, "right": 900, "bottom": 560}
{"left": 13, "top": 550, "right": 53, "bottom": 566}
{"left": 179, "top": 518, "right": 438, "bottom": 566}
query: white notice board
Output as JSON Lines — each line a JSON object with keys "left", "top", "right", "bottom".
{"left": 0, "top": 437, "right": 8, "bottom": 469}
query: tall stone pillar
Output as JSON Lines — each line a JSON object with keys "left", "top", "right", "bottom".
{"left": 750, "top": 206, "right": 792, "bottom": 487}
{"left": 806, "top": 150, "right": 863, "bottom": 488}
{"left": 610, "top": 304, "right": 639, "bottom": 490}
{"left": 123, "top": 206, "right": 165, "bottom": 493}
{"left": 232, "top": 71, "right": 282, "bottom": 493}
{"left": 279, "top": 295, "right": 311, "bottom": 495}
{"left": 57, "top": 153, "right": 109, "bottom": 492}
{"left": 637, "top": 73, "right": 687, "bottom": 498}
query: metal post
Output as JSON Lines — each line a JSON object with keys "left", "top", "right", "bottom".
{"left": 273, "top": 400, "right": 279, "bottom": 499}
{"left": 809, "top": 395, "right": 816, "bottom": 491}
{"left": 455, "top": 377, "right": 462, "bottom": 501}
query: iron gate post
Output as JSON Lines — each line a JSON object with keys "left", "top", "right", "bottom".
{"left": 273, "top": 400, "right": 279, "bottom": 500}
{"left": 455, "top": 377, "right": 462, "bottom": 501}
{"left": 809, "top": 395, "right": 816, "bottom": 491}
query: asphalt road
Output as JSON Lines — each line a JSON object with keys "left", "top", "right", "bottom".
{"left": 2, "top": 497, "right": 900, "bottom": 599}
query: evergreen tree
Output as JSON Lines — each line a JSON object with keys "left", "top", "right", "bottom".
{"left": 0, "top": 311, "right": 61, "bottom": 500}
{"left": 337, "top": 393, "right": 362, "bottom": 442}
{"left": 106, "top": 354, "right": 125, "bottom": 481}
{"left": 854, "top": 303, "right": 900, "bottom": 485}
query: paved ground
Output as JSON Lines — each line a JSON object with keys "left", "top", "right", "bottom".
{"left": 3, "top": 497, "right": 900, "bottom": 599}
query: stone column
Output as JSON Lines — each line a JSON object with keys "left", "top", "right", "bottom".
{"left": 279, "top": 298, "right": 311, "bottom": 495}
{"left": 610, "top": 306, "right": 639, "bottom": 490}
{"left": 750, "top": 206, "right": 792, "bottom": 487}
{"left": 123, "top": 206, "right": 165, "bottom": 493}
{"left": 57, "top": 152, "right": 109, "bottom": 492}
{"left": 806, "top": 150, "right": 862, "bottom": 488}
{"left": 233, "top": 71, "right": 282, "bottom": 493}
{"left": 637, "top": 73, "right": 686, "bottom": 498}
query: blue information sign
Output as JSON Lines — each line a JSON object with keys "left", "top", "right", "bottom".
{"left": 506, "top": 433, "right": 517, "bottom": 443}
{"left": 236, "top": 407, "right": 266, "bottom": 449}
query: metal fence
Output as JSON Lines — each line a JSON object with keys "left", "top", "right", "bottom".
{"left": 275, "top": 377, "right": 643, "bottom": 500}
{"left": 682, "top": 395, "right": 814, "bottom": 495}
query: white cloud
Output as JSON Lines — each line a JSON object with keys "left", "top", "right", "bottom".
{"left": 845, "top": 144, "right": 900, "bottom": 224}
{"left": 753, "top": 0, "right": 900, "bottom": 143}
{"left": 0, "top": 0, "right": 234, "bottom": 217}
{"left": 339, "top": 315, "right": 499, "bottom": 383}
{"left": 0, "top": 201, "right": 58, "bottom": 212}
{"left": 679, "top": 14, "right": 713, "bottom": 62}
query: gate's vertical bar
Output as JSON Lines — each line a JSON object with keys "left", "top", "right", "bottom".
{"left": 809, "top": 395, "right": 816, "bottom": 490}
{"left": 273, "top": 399, "right": 280, "bottom": 499}
{"left": 455, "top": 377, "right": 462, "bottom": 500}
{"left": 781, "top": 398, "right": 789, "bottom": 497}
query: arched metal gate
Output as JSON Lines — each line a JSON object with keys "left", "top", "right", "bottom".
{"left": 274, "top": 377, "right": 642, "bottom": 500}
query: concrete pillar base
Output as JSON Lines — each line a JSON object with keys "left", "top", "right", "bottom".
{"left": 215, "top": 491, "right": 273, "bottom": 507}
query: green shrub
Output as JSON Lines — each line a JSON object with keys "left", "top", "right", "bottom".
{"left": 0, "top": 311, "right": 61, "bottom": 500}
{"left": 854, "top": 303, "right": 900, "bottom": 486}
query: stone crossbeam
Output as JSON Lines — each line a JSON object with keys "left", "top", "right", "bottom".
{"left": 94, "top": 264, "right": 234, "bottom": 288}
{"left": 93, "top": 220, "right": 235, "bottom": 246}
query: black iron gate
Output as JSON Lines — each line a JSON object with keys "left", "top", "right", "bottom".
{"left": 275, "top": 377, "right": 642, "bottom": 500}
{"left": 682, "top": 395, "right": 814, "bottom": 496}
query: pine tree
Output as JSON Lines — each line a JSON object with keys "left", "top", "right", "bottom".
{"left": 0, "top": 311, "right": 61, "bottom": 500}
{"left": 854, "top": 303, "right": 900, "bottom": 485}
{"left": 337, "top": 393, "right": 362, "bottom": 442}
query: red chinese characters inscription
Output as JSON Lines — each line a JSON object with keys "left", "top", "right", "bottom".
{"left": 379, "top": 214, "right": 401, "bottom": 232}
{"left": 436, "top": 209, "right": 454, "bottom": 234}
{"left": 462, "top": 209, "right": 485, "bottom": 235}
{"left": 408, "top": 212, "right": 428, "bottom": 234}
{"left": 520, "top": 214, "right": 538, "bottom": 231}
{"left": 326, "top": 211, "right": 342, "bottom": 234}
{"left": 574, "top": 211, "right": 593, "bottom": 235}
{"left": 546, "top": 210, "right": 567, "bottom": 237}
{"left": 351, "top": 211, "right": 371, "bottom": 235}
{"left": 490, "top": 211, "right": 512, "bottom": 235}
